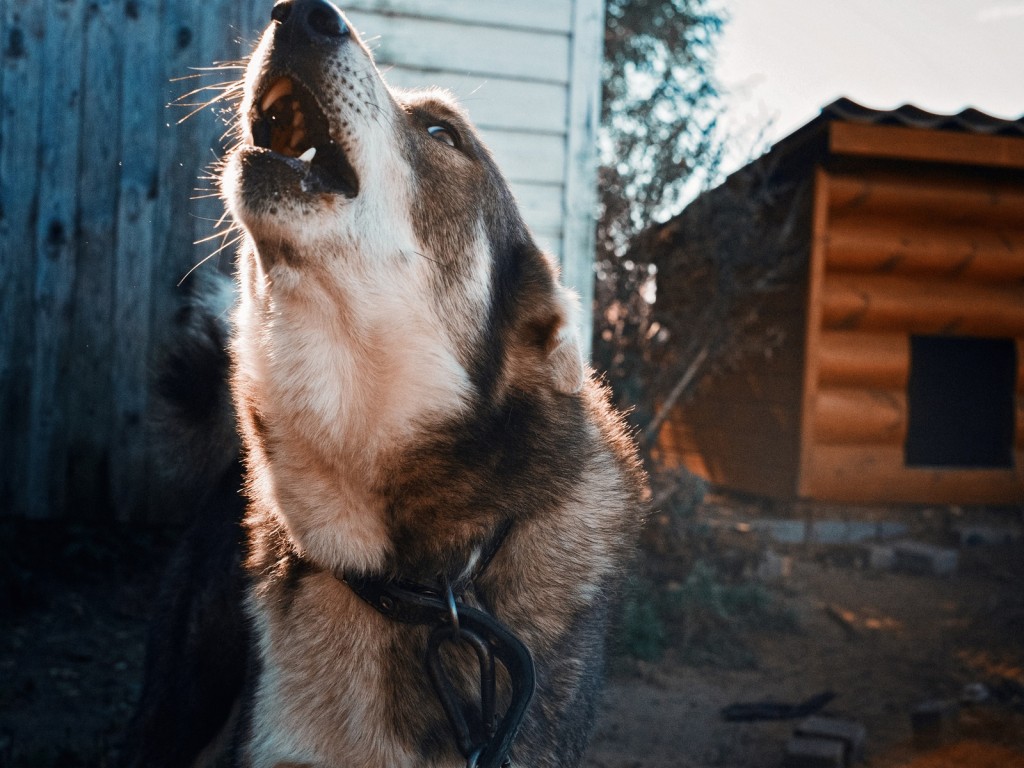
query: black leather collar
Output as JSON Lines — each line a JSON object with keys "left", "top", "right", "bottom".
{"left": 339, "top": 519, "right": 535, "bottom": 768}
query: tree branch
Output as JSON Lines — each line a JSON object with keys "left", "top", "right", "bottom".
{"left": 642, "top": 343, "right": 709, "bottom": 448}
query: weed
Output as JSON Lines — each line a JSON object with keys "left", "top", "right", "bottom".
{"left": 614, "top": 560, "right": 798, "bottom": 667}
{"left": 613, "top": 576, "right": 667, "bottom": 661}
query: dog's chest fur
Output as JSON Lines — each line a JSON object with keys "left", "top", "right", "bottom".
{"left": 244, "top": 568, "right": 430, "bottom": 768}
{"left": 234, "top": 246, "right": 480, "bottom": 576}
{"left": 239, "top": 385, "right": 637, "bottom": 768}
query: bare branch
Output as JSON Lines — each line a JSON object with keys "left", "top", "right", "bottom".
{"left": 642, "top": 344, "right": 709, "bottom": 448}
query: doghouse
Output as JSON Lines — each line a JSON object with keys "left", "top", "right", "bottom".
{"left": 652, "top": 98, "right": 1024, "bottom": 505}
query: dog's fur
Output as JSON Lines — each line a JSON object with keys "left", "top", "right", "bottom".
{"left": 123, "top": 1, "right": 645, "bottom": 766}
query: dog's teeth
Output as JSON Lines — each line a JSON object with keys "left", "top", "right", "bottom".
{"left": 260, "top": 78, "right": 293, "bottom": 113}
{"left": 298, "top": 147, "right": 316, "bottom": 163}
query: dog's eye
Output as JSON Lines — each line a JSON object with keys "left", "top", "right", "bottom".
{"left": 427, "top": 125, "right": 458, "bottom": 148}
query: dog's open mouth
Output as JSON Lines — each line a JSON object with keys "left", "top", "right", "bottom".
{"left": 249, "top": 76, "right": 360, "bottom": 198}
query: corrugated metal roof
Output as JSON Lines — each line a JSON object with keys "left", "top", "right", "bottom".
{"left": 819, "top": 97, "right": 1024, "bottom": 137}
{"left": 659, "top": 97, "right": 1024, "bottom": 238}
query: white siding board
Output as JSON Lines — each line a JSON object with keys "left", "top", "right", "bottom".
{"left": 533, "top": 234, "right": 563, "bottom": 263}
{"left": 510, "top": 184, "right": 563, "bottom": 265}
{"left": 510, "top": 182, "right": 564, "bottom": 235}
{"left": 382, "top": 67, "right": 568, "bottom": 135}
{"left": 348, "top": 12, "right": 570, "bottom": 84}
{"left": 484, "top": 130, "right": 565, "bottom": 185}
{"left": 561, "top": 0, "right": 606, "bottom": 357}
{"left": 345, "top": 0, "right": 572, "bottom": 33}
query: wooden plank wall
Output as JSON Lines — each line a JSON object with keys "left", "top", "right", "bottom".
{"left": 2, "top": 0, "right": 262, "bottom": 521}
{"left": 651, "top": 172, "right": 816, "bottom": 499}
{"left": 0, "top": 0, "right": 601, "bottom": 520}
{"left": 655, "top": 284, "right": 809, "bottom": 499}
{"left": 799, "top": 163, "right": 1024, "bottom": 504}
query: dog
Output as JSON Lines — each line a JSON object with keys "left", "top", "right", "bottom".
{"left": 122, "top": 1, "right": 645, "bottom": 766}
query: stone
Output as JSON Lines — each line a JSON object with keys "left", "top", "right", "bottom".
{"left": 878, "top": 522, "right": 909, "bottom": 539}
{"left": 753, "top": 519, "right": 807, "bottom": 544}
{"left": 795, "top": 716, "right": 867, "bottom": 765}
{"left": 811, "top": 520, "right": 849, "bottom": 544}
{"left": 867, "top": 545, "right": 895, "bottom": 571}
{"left": 757, "top": 549, "right": 793, "bottom": 583}
{"left": 808, "top": 520, "right": 883, "bottom": 544}
{"left": 893, "top": 541, "right": 958, "bottom": 576}
{"left": 910, "top": 699, "right": 959, "bottom": 748}
{"left": 955, "top": 524, "right": 1023, "bottom": 547}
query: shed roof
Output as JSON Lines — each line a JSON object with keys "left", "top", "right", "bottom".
{"left": 817, "top": 97, "right": 1024, "bottom": 137}
{"left": 652, "top": 97, "right": 1024, "bottom": 249}
{"left": 750, "top": 97, "right": 1024, "bottom": 178}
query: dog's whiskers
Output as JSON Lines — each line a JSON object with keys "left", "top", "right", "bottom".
{"left": 176, "top": 96, "right": 239, "bottom": 124}
{"left": 175, "top": 79, "right": 244, "bottom": 101}
{"left": 171, "top": 66, "right": 246, "bottom": 125}
{"left": 178, "top": 226, "right": 244, "bottom": 286}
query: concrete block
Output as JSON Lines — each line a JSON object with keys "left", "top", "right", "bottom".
{"left": 845, "top": 522, "right": 879, "bottom": 543}
{"left": 867, "top": 545, "right": 895, "bottom": 571}
{"left": 911, "top": 699, "right": 959, "bottom": 748}
{"left": 753, "top": 519, "right": 807, "bottom": 544}
{"left": 811, "top": 520, "right": 849, "bottom": 544}
{"left": 955, "top": 524, "right": 1023, "bottom": 547}
{"left": 893, "top": 541, "right": 958, "bottom": 576}
{"left": 782, "top": 736, "right": 846, "bottom": 768}
{"left": 757, "top": 549, "right": 793, "bottom": 583}
{"left": 878, "top": 522, "right": 909, "bottom": 539}
{"left": 795, "top": 716, "right": 866, "bottom": 765}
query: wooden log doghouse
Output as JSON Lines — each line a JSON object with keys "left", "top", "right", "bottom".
{"left": 652, "top": 98, "right": 1024, "bottom": 505}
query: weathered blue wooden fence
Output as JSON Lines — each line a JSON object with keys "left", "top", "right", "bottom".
{"left": 0, "top": 0, "right": 266, "bottom": 520}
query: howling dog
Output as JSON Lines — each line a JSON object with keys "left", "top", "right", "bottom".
{"left": 123, "top": 1, "right": 645, "bottom": 766}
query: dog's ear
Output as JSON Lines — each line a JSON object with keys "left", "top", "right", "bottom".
{"left": 545, "top": 286, "right": 585, "bottom": 394}
{"left": 505, "top": 252, "right": 586, "bottom": 395}
{"left": 517, "top": 284, "right": 584, "bottom": 395}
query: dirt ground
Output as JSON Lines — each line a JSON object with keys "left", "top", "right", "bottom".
{"left": 2, "top": 501, "right": 1023, "bottom": 768}
{"left": 586, "top": 500, "right": 1024, "bottom": 768}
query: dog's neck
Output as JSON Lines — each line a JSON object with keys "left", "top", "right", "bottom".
{"left": 233, "top": 243, "right": 480, "bottom": 575}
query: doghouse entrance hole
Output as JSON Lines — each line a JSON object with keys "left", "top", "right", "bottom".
{"left": 905, "top": 335, "right": 1016, "bottom": 468}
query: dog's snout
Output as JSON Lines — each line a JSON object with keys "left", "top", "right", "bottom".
{"left": 271, "top": 0, "right": 349, "bottom": 43}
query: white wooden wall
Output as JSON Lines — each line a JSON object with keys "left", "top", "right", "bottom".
{"left": 344, "top": 0, "right": 605, "bottom": 355}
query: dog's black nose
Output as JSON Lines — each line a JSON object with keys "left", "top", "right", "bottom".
{"left": 271, "top": 0, "right": 349, "bottom": 43}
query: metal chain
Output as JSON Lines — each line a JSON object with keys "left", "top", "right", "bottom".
{"left": 426, "top": 586, "right": 499, "bottom": 765}
{"left": 345, "top": 575, "right": 534, "bottom": 768}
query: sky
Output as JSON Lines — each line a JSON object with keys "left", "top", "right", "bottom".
{"left": 713, "top": 0, "right": 1024, "bottom": 175}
